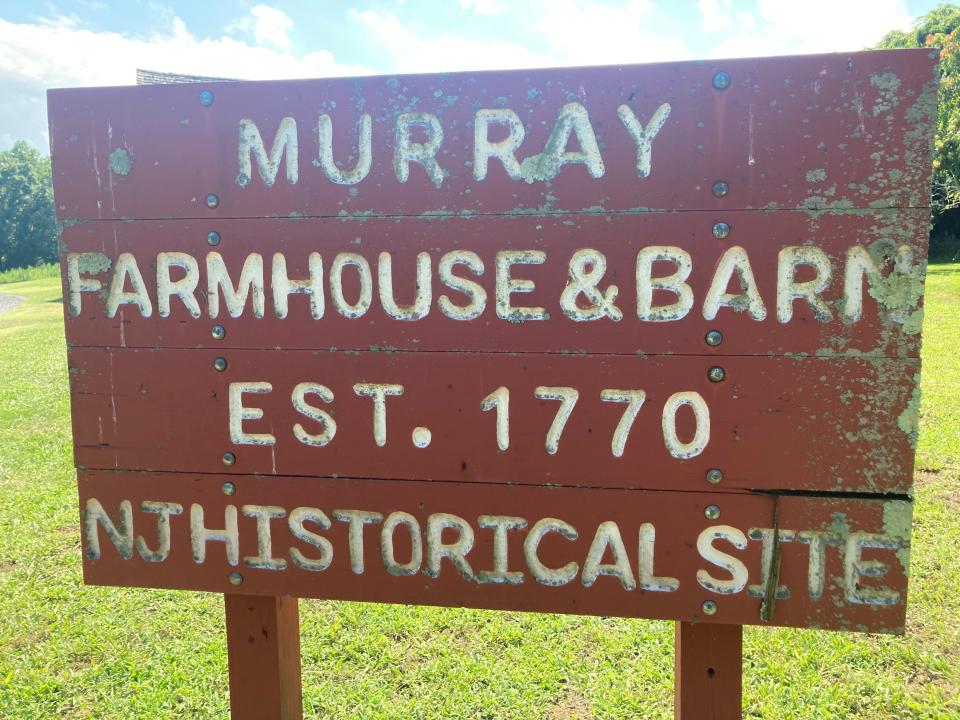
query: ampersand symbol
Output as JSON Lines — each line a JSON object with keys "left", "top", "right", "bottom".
{"left": 560, "top": 249, "right": 622, "bottom": 321}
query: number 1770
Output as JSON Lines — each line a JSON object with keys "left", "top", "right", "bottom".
{"left": 481, "top": 386, "right": 710, "bottom": 459}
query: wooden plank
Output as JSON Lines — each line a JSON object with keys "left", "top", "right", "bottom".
{"left": 78, "top": 470, "right": 912, "bottom": 633}
{"left": 225, "top": 594, "right": 302, "bottom": 720}
{"left": 47, "top": 50, "right": 937, "bottom": 221}
{"left": 60, "top": 209, "right": 928, "bottom": 358}
{"left": 67, "top": 347, "right": 918, "bottom": 494}
{"left": 674, "top": 622, "right": 742, "bottom": 720}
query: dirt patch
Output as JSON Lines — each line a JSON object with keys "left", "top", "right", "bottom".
{"left": 915, "top": 470, "right": 960, "bottom": 509}
{"left": 545, "top": 690, "right": 594, "bottom": 720}
{"left": 0, "top": 293, "right": 26, "bottom": 316}
{"left": 4, "top": 629, "right": 50, "bottom": 650}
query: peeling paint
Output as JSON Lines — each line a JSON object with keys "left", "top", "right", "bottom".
{"left": 108, "top": 147, "right": 132, "bottom": 176}
{"left": 896, "top": 373, "right": 921, "bottom": 449}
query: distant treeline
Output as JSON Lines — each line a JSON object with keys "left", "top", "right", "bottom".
{"left": 876, "top": 3, "right": 960, "bottom": 261}
{"left": 0, "top": 142, "right": 57, "bottom": 273}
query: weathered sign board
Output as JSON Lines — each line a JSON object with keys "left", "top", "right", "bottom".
{"left": 49, "top": 48, "right": 936, "bottom": 712}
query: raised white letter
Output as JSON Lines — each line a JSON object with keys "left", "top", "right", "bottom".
{"left": 272, "top": 252, "right": 324, "bottom": 320}
{"left": 229, "top": 381, "right": 276, "bottom": 446}
{"left": 777, "top": 246, "right": 833, "bottom": 323}
{"left": 395, "top": 112, "right": 444, "bottom": 187}
{"left": 330, "top": 252, "right": 373, "bottom": 318}
{"left": 696, "top": 525, "right": 748, "bottom": 594}
{"left": 520, "top": 102, "right": 604, "bottom": 182}
{"left": 703, "top": 246, "right": 767, "bottom": 321}
{"left": 207, "top": 252, "right": 265, "bottom": 319}
{"left": 237, "top": 117, "right": 298, "bottom": 187}
{"left": 636, "top": 246, "right": 693, "bottom": 321}
{"left": 316, "top": 114, "right": 372, "bottom": 185}
{"left": 474, "top": 108, "right": 525, "bottom": 180}
{"left": 617, "top": 102, "right": 672, "bottom": 177}
{"left": 438, "top": 251, "right": 486, "bottom": 320}
{"left": 495, "top": 250, "right": 549, "bottom": 322}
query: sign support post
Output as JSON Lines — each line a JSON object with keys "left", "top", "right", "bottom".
{"left": 224, "top": 594, "right": 303, "bottom": 720}
{"left": 674, "top": 622, "right": 743, "bottom": 719}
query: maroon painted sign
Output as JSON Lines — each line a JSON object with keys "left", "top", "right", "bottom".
{"left": 60, "top": 210, "right": 928, "bottom": 358}
{"left": 49, "top": 48, "right": 937, "bottom": 632}
{"left": 69, "top": 348, "right": 917, "bottom": 494}
{"left": 80, "top": 470, "right": 911, "bottom": 633}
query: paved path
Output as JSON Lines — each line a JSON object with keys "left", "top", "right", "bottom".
{"left": 0, "top": 293, "right": 26, "bottom": 316}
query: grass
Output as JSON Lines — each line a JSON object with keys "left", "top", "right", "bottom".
{"left": 0, "top": 263, "right": 59, "bottom": 285}
{"left": 0, "top": 268, "right": 958, "bottom": 718}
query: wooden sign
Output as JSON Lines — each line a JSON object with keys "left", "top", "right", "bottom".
{"left": 49, "top": 48, "right": 936, "bottom": 718}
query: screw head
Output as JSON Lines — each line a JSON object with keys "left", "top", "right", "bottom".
{"left": 222, "top": 451, "right": 236, "bottom": 466}
{"left": 712, "top": 180, "right": 729, "bottom": 198}
{"left": 712, "top": 221, "right": 731, "bottom": 239}
{"left": 213, "top": 357, "right": 228, "bottom": 372}
{"left": 207, "top": 230, "right": 221, "bottom": 246}
{"left": 705, "top": 330, "right": 723, "bottom": 347}
{"left": 704, "top": 504, "right": 721, "bottom": 520}
{"left": 205, "top": 193, "right": 220, "bottom": 209}
{"left": 701, "top": 600, "right": 718, "bottom": 616}
{"left": 228, "top": 572, "right": 243, "bottom": 586}
{"left": 211, "top": 325, "right": 225, "bottom": 340}
{"left": 199, "top": 89, "right": 215, "bottom": 107}
{"left": 708, "top": 366, "right": 726, "bottom": 383}
{"left": 706, "top": 468, "right": 724, "bottom": 484}
{"left": 222, "top": 481, "right": 236, "bottom": 496}
{"left": 712, "top": 71, "right": 731, "bottom": 90}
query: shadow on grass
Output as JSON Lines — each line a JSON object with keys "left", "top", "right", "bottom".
{"left": 928, "top": 262, "right": 960, "bottom": 273}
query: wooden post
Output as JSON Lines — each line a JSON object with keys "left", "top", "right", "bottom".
{"left": 674, "top": 621, "right": 742, "bottom": 720}
{"left": 225, "top": 594, "right": 303, "bottom": 720}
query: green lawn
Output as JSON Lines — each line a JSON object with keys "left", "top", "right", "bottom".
{"left": 0, "top": 270, "right": 958, "bottom": 719}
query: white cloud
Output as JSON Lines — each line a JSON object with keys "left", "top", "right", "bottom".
{"left": 532, "top": 0, "right": 689, "bottom": 65}
{"left": 459, "top": 0, "right": 504, "bottom": 15}
{"left": 227, "top": 3, "right": 294, "bottom": 52}
{"left": 0, "top": 10, "right": 368, "bottom": 151}
{"left": 350, "top": 10, "right": 545, "bottom": 73}
{"left": 698, "top": 0, "right": 732, "bottom": 33}
{"left": 353, "top": 0, "right": 690, "bottom": 73}
{"left": 706, "top": 0, "right": 913, "bottom": 59}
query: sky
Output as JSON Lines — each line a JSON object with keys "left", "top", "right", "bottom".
{"left": 0, "top": 0, "right": 942, "bottom": 151}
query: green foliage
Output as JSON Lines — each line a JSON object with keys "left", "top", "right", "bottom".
{"left": 0, "top": 141, "right": 57, "bottom": 272}
{"left": 876, "top": 5, "right": 960, "bottom": 223}
{"left": 0, "top": 262, "right": 58, "bottom": 285}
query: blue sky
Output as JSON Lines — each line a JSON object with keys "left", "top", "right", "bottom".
{"left": 0, "top": 0, "right": 943, "bottom": 150}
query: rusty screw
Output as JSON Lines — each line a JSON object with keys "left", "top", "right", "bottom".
{"left": 205, "top": 193, "right": 220, "bottom": 209}
{"left": 207, "top": 230, "right": 221, "bottom": 246}
{"left": 704, "top": 505, "right": 721, "bottom": 520}
{"left": 712, "top": 71, "right": 731, "bottom": 90}
{"left": 705, "top": 330, "right": 723, "bottom": 347}
{"left": 701, "top": 600, "right": 718, "bottom": 616}
{"left": 199, "top": 89, "right": 215, "bottom": 107}
{"left": 228, "top": 572, "right": 243, "bottom": 586}
{"left": 712, "top": 221, "right": 730, "bottom": 239}
{"left": 712, "top": 180, "right": 729, "bottom": 198}
{"left": 706, "top": 468, "right": 724, "bottom": 484}
{"left": 213, "top": 357, "right": 228, "bottom": 372}
{"left": 708, "top": 366, "right": 726, "bottom": 383}
{"left": 222, "top": 451, "right": 236, "bottom": 466}
{"left": 222, "top": 481, "right": 236, "bottom": 496}
{"left": 211, "top": 325, "right": 225, "bottom": 340}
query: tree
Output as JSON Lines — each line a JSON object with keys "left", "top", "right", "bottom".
{"left": 0, "top": 141, "right": 57, "bottom": 271}
{"left": 876, "top": 4, "right": 960, "bottom": 258}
